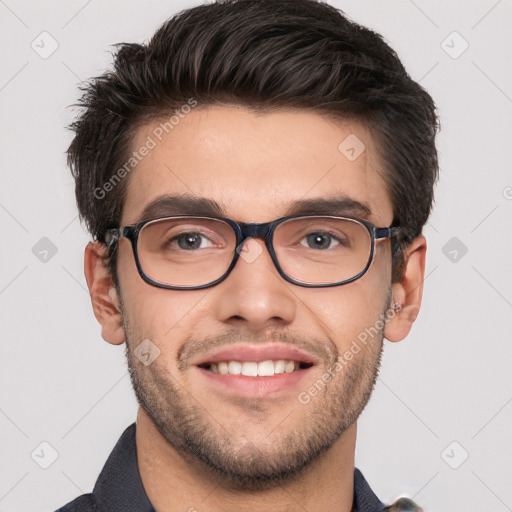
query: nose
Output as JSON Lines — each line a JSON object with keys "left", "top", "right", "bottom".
{"left": 213, "top": 237, "right": 298, "bottom": 330}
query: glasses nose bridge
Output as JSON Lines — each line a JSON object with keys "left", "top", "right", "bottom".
{"left": 240, "top": 221, "right": 274, "bottom": 242}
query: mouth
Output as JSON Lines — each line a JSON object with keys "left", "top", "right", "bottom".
{"left": 198, "top": 359, "right": 314, "bottom": 376}
{"left": 192, "top": 344, "right": 317, "bottom": 397}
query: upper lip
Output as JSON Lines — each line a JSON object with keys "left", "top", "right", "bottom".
{"left": 193, "top": 343, "right": 318, "bottom": 366}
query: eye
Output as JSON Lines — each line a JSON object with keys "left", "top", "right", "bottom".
{"left": 300, "top": 232, "right": 341, "bottom": 250}
{"left": 168, "top": 232, "right": 215, "bottom": 250}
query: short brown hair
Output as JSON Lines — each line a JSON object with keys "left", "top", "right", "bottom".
{"left": 67, "top": 0, "right": 439, "bottom": 285}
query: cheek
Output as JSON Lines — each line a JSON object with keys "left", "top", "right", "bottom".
{"left": 122, "top": 288, "right": 210, "bottom": 345}
{"left": 117, "top": 244, "right": 209, "bottom": 349}
{"left": 306, "top": 268, "right": 390, "bottom": 349}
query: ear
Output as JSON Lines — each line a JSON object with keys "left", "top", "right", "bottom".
{"left": 384, "top": 235, "right": 427, "bottom": 343}
{"left": 84, "top": 241, "right": 126, "bottom": 345}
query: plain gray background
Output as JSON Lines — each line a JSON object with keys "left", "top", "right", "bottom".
{"left": 1, "top": 1, "right": 511, "bottom": 511}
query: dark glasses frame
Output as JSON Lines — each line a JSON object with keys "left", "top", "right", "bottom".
{"left": 104, "top": 214, "right": 400, "bottom": 290}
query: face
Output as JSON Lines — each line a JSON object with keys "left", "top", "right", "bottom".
{"left": 112, "top": 106, "right": 397, "bottom": 488}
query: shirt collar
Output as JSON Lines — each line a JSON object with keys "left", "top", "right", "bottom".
{"left": 93, "top": 423, "right": 155, "bottom": 512}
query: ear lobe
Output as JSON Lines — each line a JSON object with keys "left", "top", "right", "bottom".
{"left": 384, "top": 235, "right": 427, "bottom": 343}
{"left": 84, "top": 241, "right": 126, "bottom": 346}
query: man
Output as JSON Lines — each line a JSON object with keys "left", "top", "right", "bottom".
{"left": 58, "top": 0, "right": 437, "bottom": 510}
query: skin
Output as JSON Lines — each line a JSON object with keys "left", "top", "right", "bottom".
{"left": 84, "top": 106, "right": 426, "bottom": 512}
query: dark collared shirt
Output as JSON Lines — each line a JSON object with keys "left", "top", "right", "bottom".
{"left": 55, "top": 423, "right": 389, "bottom": 512}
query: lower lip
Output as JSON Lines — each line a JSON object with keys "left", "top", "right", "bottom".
{"left": 195, "top": 366, "right": 313, "bottom": 398}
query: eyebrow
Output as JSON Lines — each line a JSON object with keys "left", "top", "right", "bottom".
{"left": 137, "top": 194, "right": 226, "bottom": 221}
{"left": 135, "top": 193, "right": 372, "bottom": 223}
{"left": 284, "top": 196, "right": 372, "bottom": 218}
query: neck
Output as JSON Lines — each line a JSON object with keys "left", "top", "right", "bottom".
{"left": 136, "top": 408, "right": 357, "bottom": 512}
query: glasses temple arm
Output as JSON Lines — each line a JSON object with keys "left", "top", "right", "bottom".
{"left": 104, "top": 228, "right": 120, "bottom": 248}
{"left": 375, "top": 226, "right": 401, "bottom": 240}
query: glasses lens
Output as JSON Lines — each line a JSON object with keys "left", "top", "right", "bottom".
{"left": 137, "top": 217, "right": 236, "bottom": 287}
{"left": 274, "top": 216, "right": 372, "bottom": 285}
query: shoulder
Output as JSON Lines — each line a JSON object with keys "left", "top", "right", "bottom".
{"left": 384, "top": 496, "right": 423, "bottom": 511}
{"left": 353, "top": 468, "right": 422, "bottom": 512}
{"left": 54, "top": 493, "right": 96, "bottom": 512}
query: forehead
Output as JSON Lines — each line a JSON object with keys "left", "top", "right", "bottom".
{"left": 120, "top": 106, "right": 393, "bottom": 225}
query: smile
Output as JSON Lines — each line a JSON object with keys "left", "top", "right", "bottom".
{"left": 199, "top": 359, "right": 314, "bottom": 377}
{"left": 192, "top": 344, "right": 318, "bottom": 397}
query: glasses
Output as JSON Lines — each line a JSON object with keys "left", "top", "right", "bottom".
{"left": 104, "top": 214, "right": 400, "bottom": 289}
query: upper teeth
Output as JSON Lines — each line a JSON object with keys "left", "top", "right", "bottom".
{"left": 209, "top": 360, "right": 299, "bottom": 376}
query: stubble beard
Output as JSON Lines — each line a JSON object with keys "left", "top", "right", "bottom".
{"left": 121, "top": 297, "right": 388, "bottom": 491}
